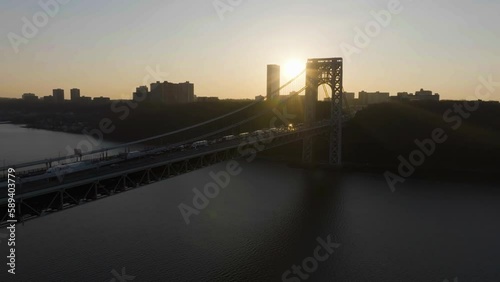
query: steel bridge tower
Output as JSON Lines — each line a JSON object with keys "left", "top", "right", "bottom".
{"left": 302, "top": 57, "right": 343, "bottom": 166}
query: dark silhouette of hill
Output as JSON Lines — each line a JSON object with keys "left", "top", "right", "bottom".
{"left": 342, "top": 101, "right": 500, "bottom": 171}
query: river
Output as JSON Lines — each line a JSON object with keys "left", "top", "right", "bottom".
{"left": 0, "top": 124, "right": 498, "bottom": 281}
{"left": 0, "top": 124, "right": 120, "bottom": 166}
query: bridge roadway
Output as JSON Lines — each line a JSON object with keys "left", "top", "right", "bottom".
{"left": 0, "top": 122, "right": 332, "bottom": 224}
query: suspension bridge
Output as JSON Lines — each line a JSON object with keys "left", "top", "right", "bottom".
{"left": 0, "top": 57, "right": 347, "bottom": 226}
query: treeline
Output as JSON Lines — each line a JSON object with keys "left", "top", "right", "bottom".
{"left": 339, "top": 100, "right": 500, "bottom": 172}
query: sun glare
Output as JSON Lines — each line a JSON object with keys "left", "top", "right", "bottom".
{"left": 283, "top": 59, "right": 304, "bottom": 79}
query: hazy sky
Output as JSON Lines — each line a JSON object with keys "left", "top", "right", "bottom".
{"left": 1, "top": 0, "right": 499, "bottom": 100}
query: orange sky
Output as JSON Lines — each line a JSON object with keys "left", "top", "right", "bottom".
{"left": 1, "top": 0, "right": 499, "bottom": 101}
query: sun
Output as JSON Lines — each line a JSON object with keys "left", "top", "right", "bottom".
{"left": 283, "top": 59, "right": 304, "bottom": 79}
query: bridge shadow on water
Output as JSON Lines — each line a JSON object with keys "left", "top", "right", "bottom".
{"left": 221, "top": 164, "right": 346, "bottom": 281}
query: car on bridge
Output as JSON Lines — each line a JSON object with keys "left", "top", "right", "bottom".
{"left": 123, "top": 151, "right": 147, "bottom": 160}
{"left": 238, "top": 132, "right": 250, "bottom": 138}
{"left": 269, "top": 127, "right": 279, "bottom": 133}
{"left": 191, "top": 140, "right": 208, "bottom": 149}
{"left": 222, "top": 135, "right": 236, "bottom": 141}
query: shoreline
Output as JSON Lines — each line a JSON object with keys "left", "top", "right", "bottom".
{"left": 5, "top": 122, "right": 125, "bottom": 144}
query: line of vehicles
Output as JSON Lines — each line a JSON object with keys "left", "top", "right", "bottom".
{"left": 1, "top": 124, "right": 304, "bottom": 188}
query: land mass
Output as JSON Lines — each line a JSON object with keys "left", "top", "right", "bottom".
{"left": 1, "top": 99, "right": 499, "bottom": 174}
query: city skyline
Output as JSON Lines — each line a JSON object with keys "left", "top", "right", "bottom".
{"left": 1, "top": 0, "right": 499, "bottom": 101}
{"left": 15, "top": 85, "right": 444, "bottom": 102}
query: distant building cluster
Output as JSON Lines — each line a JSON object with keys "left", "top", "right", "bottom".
{"left": 325, "top": 89, "right": 440, "bottom": 108}
{"left": 265, "top": 63, "right": 440, "bottom": 108}
{"left": 19, "top": 82, "right": 213, "bottom": 104}
{"left": 20, "top": 88, "right": 110, "bottom": 103}
{"left": 17, "top": 68, "right": 441, "bottom": 107}
{"left": 93, "top": 96, "right": 111, "bottom": 103}
{"left": 22, "top": 93, "right": 38, "bottom": 101}
{"left": 359, "top": 91, "right": 390, "bottom": 105}
{"left": 133, "top": 81, "right": 196, "bottom": 104}
{"left": 396, "top": 89, "right": 440, "bottom": 102}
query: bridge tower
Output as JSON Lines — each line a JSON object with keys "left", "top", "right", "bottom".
{"left": 302, "top": 58, "right": 343, "bottom": 166}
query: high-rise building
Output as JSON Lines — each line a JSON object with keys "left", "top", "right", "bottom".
{"left": 395, "top": 90, "right": 440, "bottom": 102}
{"left": 149, "top": 81, "right": 163, "bottom": 102}
{"left": 133, "top": 86, "right": 149, "bottom": 102}
{"left": 342, "top": 92, "right": 355, "bottom": 106}
{"left": 177, "top": 81, "right": 195, "bottom": 103}
{"left": 359, "top": 91, "right": 390, "bottom": 105}
{"left": 147, "top": 81, "right": 195, "bottom": 104}
{"left": 267, "top": 65, "right": 280, "bottom": 100}
{"left": 70, "top": 88, "right": 80, "bottom": 101}
{"left": 22, "top": 93, "right": 38, "bottom": 101}
{"left": 397, "top": 92, "right": 412, "bottom": 100}
{"left": 415, "top": 88, "right": 432, "bottom": 96}
{"left": 53, "top": 89, "right": 64, "bottom": 102}
{"left": 415, "top": 88, "right": 440, "bottom": 101}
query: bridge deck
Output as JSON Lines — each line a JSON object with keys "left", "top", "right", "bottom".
{"left": 0, "top": 123, "right": 332, "bottom": 226}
